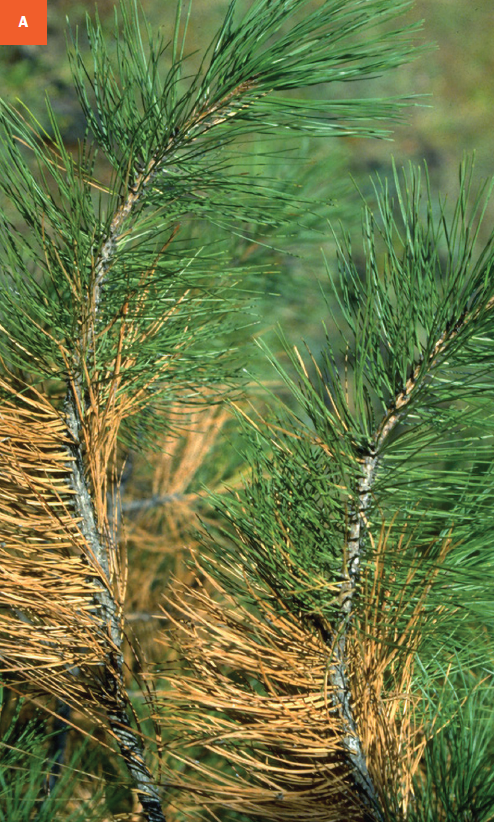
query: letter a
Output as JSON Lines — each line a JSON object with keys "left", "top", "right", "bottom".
{"left": 18, "top": 16, "right": 28, "bottom": 27}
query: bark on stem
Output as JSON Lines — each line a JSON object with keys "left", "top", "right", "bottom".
{"left": 61, "top": 149, "right": 171, "bottom": 819}
{"left": 329, "top": 389, "right": 415, "bottom": 813}
{"left": 65, "top": 391, "right": 167, "bottom": 822}
{"left": 329, "top": 452, "right": 382, "bottom": 818}
{"left": 63, "top": 83, "right": 261, "bottom": 818}
{"left": 328, "top": 321, "right": 459, "bottom": 815}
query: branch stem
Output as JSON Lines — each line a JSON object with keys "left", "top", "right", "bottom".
{"left": 329, "top": 452, "right": 381, "bottom": 816}
{"left": 326, "top": 307, "right": 470, "bottom": 815}
{"left": 64, "top": 155, "right": 168, "bottom": 815}
{"left": 60, "top": 81, "right": 261, "bottom": 819}
{"left": 64, "top": 390, "right": 167, "bottom": 822}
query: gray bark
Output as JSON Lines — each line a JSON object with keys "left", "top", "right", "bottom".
{"left": 64, "top": 391, "right": 167, "bottom": 822}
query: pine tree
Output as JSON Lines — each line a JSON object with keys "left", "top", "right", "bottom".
{"left": 4, "top": 1, "right": 493, "bottom": 821}
{"left": 162, "top": 157, "right": 494, "bottom": 820}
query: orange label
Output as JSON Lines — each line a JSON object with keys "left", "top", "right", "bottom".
{"left": 1, "top": 1, "right": 47, "bottom": 45}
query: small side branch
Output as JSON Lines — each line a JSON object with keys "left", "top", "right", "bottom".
{"left": 122, "top": 492, "right": 187, "bottom": 515}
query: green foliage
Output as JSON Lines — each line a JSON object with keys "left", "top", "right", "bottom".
{"left": 0, "top": 707, "right": 106, "bottom": 822}
{"left": 174, "top": 157, "right": 494, "bottom": 819}
{"left": 412, "top": 682, "right": 494, "bottom": 822}
{"left": 215, "top": 157, "right": 494, "bottom": 620}
{"left": 4, "top": 0, "right": 493, "bottom": 821}
{"left": 0, "top": 0, "right": 422, "bottom": 451}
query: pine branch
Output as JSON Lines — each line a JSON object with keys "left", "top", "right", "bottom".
{"left": 0, "top": 0, "right": 430, "bottom": 816}
{"left": 64, "top": 391, "right": 167, "bottom": 820}
{"left": 158, "top": 157, "right": 494, "bottom": 820}
{"left": 330, "top": 454, "right": 379, "bottom": 812}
